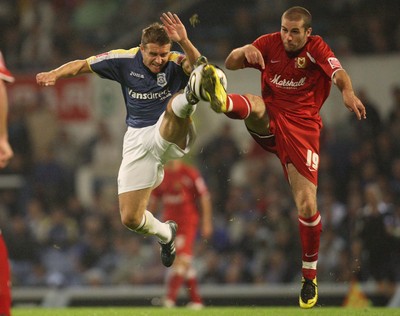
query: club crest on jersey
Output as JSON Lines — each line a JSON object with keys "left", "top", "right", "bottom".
{"left": 157, "top": 73, "right": 167, "bottom": 87}
{"left": 295, "top": 57, "right": 307, "bottom": 69}
{"left": 328, "top": 57, "right": 342, "bottom": 69}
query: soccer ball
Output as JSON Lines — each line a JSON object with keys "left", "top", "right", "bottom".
{"left": 189, "top": 64, "right": 228, "bottom": 101}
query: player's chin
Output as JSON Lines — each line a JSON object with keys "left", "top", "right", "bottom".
{"left": 284, "top": 46, "right": 296, "bottom": 53}
{"left": 150, "top": 64, "right": 164, "bottom": 73}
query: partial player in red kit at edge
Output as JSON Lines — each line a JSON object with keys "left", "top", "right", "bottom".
{"left": 0, "top": 51, "right": 15, "bottom": 316}
{"left": 200, "top": 6, "right": 366, "bottom": 308}
{"left": 151, "top": 159, "right": 212, "bottom": 309}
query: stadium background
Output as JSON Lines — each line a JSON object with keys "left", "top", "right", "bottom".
{"left": 0, "top": 0, "right": 400, "bottom": 308}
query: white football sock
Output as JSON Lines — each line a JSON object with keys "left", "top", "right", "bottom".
{"left": 171, "top": 93, "right": 197, "bottom": 118}
{"left": 134, "top": 210, "right": 171, "bottom": 243}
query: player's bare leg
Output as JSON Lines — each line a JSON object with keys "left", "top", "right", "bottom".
{"left": 119, "top": 188, "right": 152, "bottom": 229}
{"left": 160, "top": 69, "right": 205, "bottom": 150}
{"left": 161, "top": 55, "right": 209, "bottom": 144}
{"left": 287, "top": 164, "right": 320, "bottom": 308}
{"left": 119, "top": 189, "right": 177, "bottom": 267}
{"left": 243, "top": 94, "right": 270, "bottom": 135}
{"left": 160, "top": 108, "right": 193, "bottom": 150}
{"left": 287, "top": 164, "right": 317, "bottom": 218}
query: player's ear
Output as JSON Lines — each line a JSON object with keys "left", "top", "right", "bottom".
{"left": 306, "top": 27, "right": 312, "bottom": 36}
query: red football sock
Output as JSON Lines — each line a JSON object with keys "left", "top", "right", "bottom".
{"left": 298, "top": 211, "right": 322, "bottom": 280}
{"left": 225, "top": 94, "right": 252, "bottom": 119}
{"left": 186, "top": 277, "right": 202, "bottom": 303}
{"left": 166, "top": 273, "right": 185, "bottom": 302}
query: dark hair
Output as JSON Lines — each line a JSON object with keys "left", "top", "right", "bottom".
{"left": 282, "top": 6, "right": 312, "bottom": 30}
{"left": 141, "top": 23, "right": 172, "bottom": 46}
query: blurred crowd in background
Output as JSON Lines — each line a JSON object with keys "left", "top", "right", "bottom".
{"left": 1, "top": 0, "right": 400, "bottom": 71}
{"left": 0, "top": 0, "right": 400, "bottom": 304}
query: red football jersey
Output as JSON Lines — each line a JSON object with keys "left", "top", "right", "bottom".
{"left": 247, "top": 32, "right": 342, "bottom": 125}
{"left": 153, "top": 163, "right": 208, "bottom": 226}
{"left": 244, "top": 33, "right": 343, "bottom": 185}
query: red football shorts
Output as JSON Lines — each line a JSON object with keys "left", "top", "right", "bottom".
{"left": 174, "top": 221, "right": 197, "bottom": 257}
{"left": 248, "top": 112, "right": 321, "bottom": 186}
{"left": 0, "top": 234, "right": 11, "bottom": 316}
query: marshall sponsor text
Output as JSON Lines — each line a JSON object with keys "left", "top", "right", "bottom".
{"left": 270, "top": 74, "right": 306, "bottom": 89}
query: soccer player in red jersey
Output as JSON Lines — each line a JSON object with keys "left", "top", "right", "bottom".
{"left": 151, "top": 160, "right": 212, "bottom": 309}
{"left": 0, "top": 51, "right": 15, "bottom": 316}
{"left": 200, "top": 6, "right": 366, "bottom": 308}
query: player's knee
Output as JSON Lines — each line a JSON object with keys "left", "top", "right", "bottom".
{"left": 297, "top": 197, "right": 317, "bottom": 218}
{"left": 120, "top": 209, "right": 142, "bottom": 230}
{"left": 244, "top": 94, "right": 266, "bottom": 119}
{"left": 243, "top": 94, "right": 270, "bottom": 134}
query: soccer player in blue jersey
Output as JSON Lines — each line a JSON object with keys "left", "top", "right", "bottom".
{"left": 36, "top": 12, "right": 210, "bottom": 268}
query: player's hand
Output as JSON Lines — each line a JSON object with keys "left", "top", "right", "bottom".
{"left": 343, "top": 90, "right": 367, "bottom": 120}
{"left": 0, "top": 139, "right": 13, "bottom": 168}
{"left": 161, "top": 12, "right": 187, "bottom": 43}
{"left": 243, "top": 45, "right": 265, "bottom": 69}
{"left": 36, "top": 71, "right": 57, "bottom": 87}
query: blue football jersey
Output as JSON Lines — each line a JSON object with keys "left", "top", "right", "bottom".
{"left": 87, "top": 47, "right": 189, "bottom": 128}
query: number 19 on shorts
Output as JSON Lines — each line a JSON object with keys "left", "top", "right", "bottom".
{"left": 306, "top": 149, "right": 319, "bottom": 171}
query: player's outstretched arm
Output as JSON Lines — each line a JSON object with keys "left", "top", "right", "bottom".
{"left": 36, "top": 59, "right": 91, "bottom": 87}
{"left": 333, "top": 69, "right": 366, "bottom": 120}
{"left": 160, "top": 12, "right": 200, "bottom": 70}
{"left": 225, "top": 44, "right": 265, "bottom": 70}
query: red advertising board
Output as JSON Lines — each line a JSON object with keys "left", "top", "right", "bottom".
{"left": 8, "top": 75, "right": 93, "bottom": 122}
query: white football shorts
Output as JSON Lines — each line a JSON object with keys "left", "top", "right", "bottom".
{"left": 117, "top": 113, "right": 196, "bottom": 194}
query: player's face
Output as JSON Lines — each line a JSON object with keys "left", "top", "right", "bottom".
{"left": 141, "top": 43, "right": 171, "bottom": 73}
{"left": 280, "top": 18, "right": 311, "bottom": 53}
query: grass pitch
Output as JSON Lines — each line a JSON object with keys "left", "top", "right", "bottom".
{"left": 11, "top": 306, "right": 399, "bottom": 316}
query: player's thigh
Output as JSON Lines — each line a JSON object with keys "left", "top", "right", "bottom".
{"left": 154, "top": 113, "right": 195, "bottom": 162}
{"left": 287, "top": 163, "right": 317, "bottom": 217}
{"left": 119, "top": 187, "right": 153, "bottom": 219}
